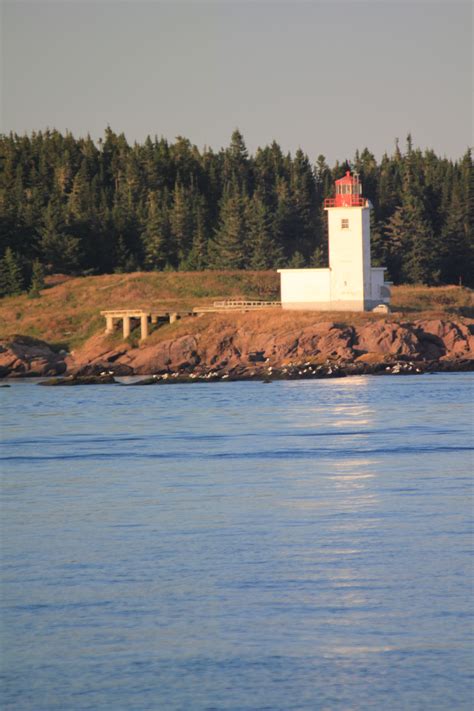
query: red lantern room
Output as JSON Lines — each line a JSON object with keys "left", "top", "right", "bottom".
{"left": 324, "top": 171, "right": 368, "bottom": 208}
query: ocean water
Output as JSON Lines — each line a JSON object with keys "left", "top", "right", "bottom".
{"left": 0, "top": 373, "right": 473, "bottom": 711}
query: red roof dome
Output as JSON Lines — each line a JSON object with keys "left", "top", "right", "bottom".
{"left": 335, "top": 170, "right": 355, "bottom": 185}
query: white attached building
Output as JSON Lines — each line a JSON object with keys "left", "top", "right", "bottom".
{"left": 278, "top": 171, "right": 391, "bottom": 311}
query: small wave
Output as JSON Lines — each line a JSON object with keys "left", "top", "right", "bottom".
{"left": 1, "top": 443, "right": 472, "bottom": 464}
{"left": 211, "top": 444, "right": 474, "bottom": 459}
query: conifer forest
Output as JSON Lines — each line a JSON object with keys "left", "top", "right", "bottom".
{"left": 0, "top": 128, "right": 472, "bottom": 296}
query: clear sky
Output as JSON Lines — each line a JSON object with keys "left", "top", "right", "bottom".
{"left": 1, "top": 0, "right": 472, "bottom": 164}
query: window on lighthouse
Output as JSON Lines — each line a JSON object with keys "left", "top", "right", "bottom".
{"left": 341, "top": 219, "right": 349, "bottom": 229}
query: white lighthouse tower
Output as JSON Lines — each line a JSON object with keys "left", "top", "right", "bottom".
{"left": 278, "top": 171, "right": 391, "bottom": 311}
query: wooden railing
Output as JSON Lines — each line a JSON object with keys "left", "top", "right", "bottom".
{"left": 194, "top": 300, "right": 281, "bottom": 313}
{"left": 213, "top": 300, "right": 281, "bottom": 308}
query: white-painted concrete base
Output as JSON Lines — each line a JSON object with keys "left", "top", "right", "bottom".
{"left": 281, "top": 300, "right": 365, "bottom": 311}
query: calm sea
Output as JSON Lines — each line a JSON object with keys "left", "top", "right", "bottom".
{"left": 1, "top": 373, "right": 473, "bottom": 711}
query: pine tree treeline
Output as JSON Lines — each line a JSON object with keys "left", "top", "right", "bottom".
{"left": 0, "top": 128, "right": 472, "bottom": 295}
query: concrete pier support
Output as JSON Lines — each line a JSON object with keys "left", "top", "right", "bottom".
{"left": 123, "top": 316, "right": 131, "bottom": 338}
{"left": 101, "top": 309, "right": 188, "bottom": 341}
{"left": 140, "top": 314, "right": 149, "bottom": 340}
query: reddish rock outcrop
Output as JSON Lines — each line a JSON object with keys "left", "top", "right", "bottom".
{"left": 414, "top": 319, "right": 474, "bottom": 358}
{"left": 299, "top": 323, "right": 356, "bottom": 361}
{"left": 1, "top": 317, "right": 473, "bottom": 378}
{"left": 355, "top": 321, "right": 421, "bottom": 358}
{"left": 0, "top": 336, "right": 67, "bottom": 377}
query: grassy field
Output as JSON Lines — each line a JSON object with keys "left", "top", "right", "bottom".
{"left": 0, "top": 270, "right": 472, "bottom": 350}
{"left": 390, "top": 284, "right": 473, "bottom": 315}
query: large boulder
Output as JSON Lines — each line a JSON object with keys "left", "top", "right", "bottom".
{"left": 354, "top": 321, "right": 421, "bottom": 358}
{"left": 126, "top": 335, "right": 200, "bottom": 374}
{"left": 300, "top": 323, "right": 356, "bottom": 360}
{"left": 0, "top": 336, "right": 67, "bottom": 377}
{"left": 415, "top": 319, "right": 474, "bottom": 358}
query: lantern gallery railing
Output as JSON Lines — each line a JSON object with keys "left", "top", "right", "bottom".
{"left": 324, "top": 196, "right": 369, "bottom": 208}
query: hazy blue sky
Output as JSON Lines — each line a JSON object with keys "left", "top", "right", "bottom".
{"left": 2, "top": 0, "right": 472, "bottom": 164}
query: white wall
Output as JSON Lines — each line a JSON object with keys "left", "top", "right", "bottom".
{"left": 370, "top": 268, "right": 391, "bottom": 304}
{"left": 327, "top": 206, "right": 370, "bottom": 305}
{"left": 278, "top": 269, "right": 331, "bottom": 309}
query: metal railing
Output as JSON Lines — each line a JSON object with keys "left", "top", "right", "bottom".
{"left": 324, "top": 197, "right": 369, "bottom": 208}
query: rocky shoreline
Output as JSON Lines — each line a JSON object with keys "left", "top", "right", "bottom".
{"left": 30, "top": 356, "right": 473, "bottom": 387}
{"left": 1, "top": 317, "right": 473, "bottom": 383}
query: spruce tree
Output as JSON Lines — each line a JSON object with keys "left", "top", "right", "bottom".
{"left": 370, "top": 211, "right": 386, "bottom": 268}
{"left": 352, "top": 147, "right": 378, "bottom": 205}
{"left": 185, "top": 199, "right": 208, "bottom": 271}
{"left": 141, "top": 192, "right": 170, "bottom": 271}
{"left": 28, "top": 259, "right": 45, "bottom": 298}
{"left": 290, "top": 148, "right": 317, "bottom": 258}
{"left": 212, "top": 188, "right": 247, "bottom": 269}
{"left": 247, "top": 194, "right": 283, "bottom": 269}
{"left": 114, "top": 235, "right": 132, "bottom": 273}
{"left": 310, "top": 246, "right": 327, "bottom": 268}
{"left": 288, "top": 251, "right": 306, "bottom": 268}
{"left": 67, "top": 159, "right": 91, "bottom": 221}
{"left": 39, "top": 201, "right": 81, "bottom": 273}
{"left": 383, "top": 207, "right": 404, "bottom": 282}
{"left": 0, "top": 248, "right": 24, "bottom": 296}
{"left": 384, "top": 202, "right": 438, "bottom": 284}
{"left": 404, "top": 211, "right": 438, "bottom": 284}
{"left": 441, "top": 187, "right": 473, "bottom": 286}
{"left": 253, "top": 147, "right": 277, "bottom": 208}
{"left": 377, "top": 153, "right": 402, "bottom": 222}
{"left": 223, "top": 129, "right": 250, "bottom": 191}
{"left": 273, "top": 177, "right": 297, "bottom": 260}
{"left": 314, "top": 154, "right": 332, "bottom": 198}
{"left": 170, "top": 182, "right": 193, "bottom": 266}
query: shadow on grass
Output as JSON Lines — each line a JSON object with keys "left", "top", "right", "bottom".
{"left": 390, "top": 305, "right": 419, "bottom": 314}
{"left": 390, "top": 302, "right": 474, "bottom": 318}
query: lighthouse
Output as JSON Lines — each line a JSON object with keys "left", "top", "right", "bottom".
{"left": 278, "top": 171, "right": 391, "bottom": 311}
